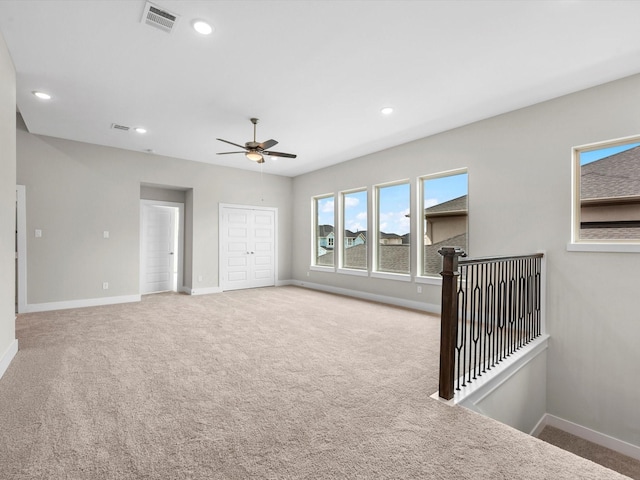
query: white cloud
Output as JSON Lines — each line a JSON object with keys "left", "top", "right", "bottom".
{"left": 321, "top": 199, "right": 334, "bottom": 213}
{"left": 345, "top": 197, "right": 360, "bottom": 208}
{"left": 379, "top": 208, "right": 410, "bottom": 234}
{"left": 424, "top": 198, "right": 439, "bottom": 208}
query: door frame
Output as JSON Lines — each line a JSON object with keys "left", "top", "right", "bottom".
{"left": 219, "top": 203, "right": 278, "bottom": 291}
{"left": 16, "top": 185, "right": 27, "bottom": 314}
{"left": 140, "top": 200, "right": 185, "bottom": 294}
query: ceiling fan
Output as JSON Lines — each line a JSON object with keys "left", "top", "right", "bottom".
{"left": 216, "top": 118, "right": 297, "bottom": 164}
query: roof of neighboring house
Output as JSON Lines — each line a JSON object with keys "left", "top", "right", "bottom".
{"left": 345, "top": 229, "right": 367, "bottom": 239}
{"left": 379, "top": 232, "right": 403, "bottom": 240}
{"left": 317, "top": 244, "right": 410, "bottom": 272}
{"left": 343, "top": 243, "right": 367, "bottom": 268}
{"left": 424, "top": 232, "right": 468, "bottom": 276}
{"left": 579, "top": 226, "right": 640, "bottom": 240}
{"left": 317, "top": 224, "right": 334, "bottom": 236}
{"left": 581, "top": 146, "right": 640, "bottom": 199}
{"left": 424, "top": 195, "right": 468, "bottom": 217}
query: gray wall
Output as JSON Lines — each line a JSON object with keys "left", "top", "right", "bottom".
{"left": 291, "top": 74, "right": 640, "bottom": 447}
{"left": 17, "top": 122, "right": 293, "bottom": 304}
{"left": 0, "top": 32, "right": 16, "bottom": 361}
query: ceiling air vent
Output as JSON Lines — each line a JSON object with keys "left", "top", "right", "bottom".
{"left": 141, "top": 2, "right": 179, "bottom": 34}
{"left": 111, "top": 123, "right": 130, "bottom": 131}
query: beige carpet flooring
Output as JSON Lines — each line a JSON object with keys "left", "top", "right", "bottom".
{"left": 0, "top": 286, "right": 634, "bottom": 479}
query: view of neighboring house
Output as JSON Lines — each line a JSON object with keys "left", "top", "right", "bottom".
{"left": 345, "top": 230, "right": 366, "bottom": 248}
{"left": 317, "top": 199, "right": 466, "bottom": 275}
{"left": 379, "top": 232, "right": 404, "bottom": 245}
{"left": 317, "top": 225, "right": 410, "bottom": 271}
{"left": 423, "top": 195, "right": 468, "bottom": 276}
{"left": 580, "top": 146, "right": 640, "bottom": 240}
{"left": 424, "top": 195, "right": 468, "bottom": 245}
{"left": 317, "top": 224, "right": 335, "bottom": 258}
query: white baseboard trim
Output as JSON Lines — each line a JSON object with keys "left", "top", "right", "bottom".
{"left": 189, "top": 287, "right": 223, "bottom": 296}
{"left": 291, "top": 280, "right": 440, "bottom": 313}
{"left": 532, "top": 413, "right": 640, "bottom": 462}
{"left": 23, "top": 294, "right": 141, "bottom": 313}
{"left": 0, "top": 339, "right": 18, "bottom": 380}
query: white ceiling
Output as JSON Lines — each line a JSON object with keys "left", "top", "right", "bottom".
{"left": 2, "top": 1, "right": 640, "bottom": 177}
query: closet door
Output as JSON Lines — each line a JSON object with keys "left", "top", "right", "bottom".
{"left": 220, "top": 206, "right": 275, "bottom": 291}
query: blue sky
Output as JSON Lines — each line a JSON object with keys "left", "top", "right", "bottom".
{"left": 318, "top": 172, "right": 468, "bottom": 236}
{"left": 423, "top": 173, "right": 468, "bottom": 208}
{"left": 580, "top": 142, "right": 640, "bottom": 165}
{"left": 344, "top": 190, "right": 367, "bottom": 233}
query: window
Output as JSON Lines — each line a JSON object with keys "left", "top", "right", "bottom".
{"left": 419, "top": 170, "right": 468, "bottom": 276}
{"left": 341, "top": 189, "right": 368, "bottom": 270}
{"left": 572, "top": 136, "right": 640, "bottom": 246}
{"left": 375, "top": 182, "right": 410, "bottom": 274}
{"left": 313, "top": 195, "right": 335, "bottom": 267}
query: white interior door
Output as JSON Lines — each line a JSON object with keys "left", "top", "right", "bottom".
{"left": 141, "top": 204, "right": 177, "bottom": 294}
{"left": 221, "top": 206, "right": 276, "bottom": 291}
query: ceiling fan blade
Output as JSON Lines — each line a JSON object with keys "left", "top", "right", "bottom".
{"left": 259, "top": 139, "right": 278, "bottom": 150}
{"left": 217, "top": 138, "right": 247, "bottom": 150}
{"left": 264, "top": 150, "right": 297, "bottom": 159}
{"left": 217, "top": 151, "right": 245, "bottom": 155}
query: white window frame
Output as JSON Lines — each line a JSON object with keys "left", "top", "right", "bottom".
{"left": 311, "top": 193, "right": 336, "bottom": 272}
{"left": 338, "top": 187, "right": 369, "bottom": 277}
{"left": 568, "top": 134, "right": 640, "bottom": 253}
{"left": 416, "top": 168, "right": 469, "bottom": 284}
{"left": 371, "top": 179, "right": 412, "bottom": 281}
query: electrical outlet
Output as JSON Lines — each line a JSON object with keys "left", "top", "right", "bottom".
{"left": 102, "top": 282, "right": 109, "bottom": 290}
{"left": 198, "top": 275, "right": 203, "bottom": 282}
{"left": 306, "top": 271, "right": 310, "bottom": 277}
{"left": 417, "top": 286, "right": 422, "bottom": 293}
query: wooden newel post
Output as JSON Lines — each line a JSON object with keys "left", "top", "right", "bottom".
{"left": 438, "top": 246, "right": 466, "bottom": 400}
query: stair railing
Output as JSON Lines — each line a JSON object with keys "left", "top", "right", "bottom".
{"left": 438, "top": 248, "right": 544, "bottom": 400}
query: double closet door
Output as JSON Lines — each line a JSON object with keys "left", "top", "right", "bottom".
{"left": 220, "top": 205, "right": 276, "bottom": 291}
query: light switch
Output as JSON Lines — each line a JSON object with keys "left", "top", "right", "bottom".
{"left": 103, "top": 230, "right": 109, "bottom": 239}
{"left": 35, "top": 229, "right": 42, "bottom": 238}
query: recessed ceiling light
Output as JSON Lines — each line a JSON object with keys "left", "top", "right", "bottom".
{"left": 192, "top": 20, "right": 213, "bottom": 35}
{"left": 381, "top": 107, "right": 394, "bottom": 115}
{"left": 33, "top": 91, "right": 51, "bottom": 100}
{"left": 134, "top": 127, "right": 147, "bottom": 134}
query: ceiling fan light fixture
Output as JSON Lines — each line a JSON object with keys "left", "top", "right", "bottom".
{"left": 246, "top": 151, "right": 263, "bottom": 162}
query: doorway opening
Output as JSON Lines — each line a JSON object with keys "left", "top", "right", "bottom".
{"left": 140, "top": 200, "right": 184, "bottom": 295}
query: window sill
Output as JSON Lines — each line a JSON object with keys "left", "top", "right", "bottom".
{"left": 567, "top": 242, "right": 640, "bottom": 253}
{"left": 310, "top": 265, "right": 336, "bottom": 272}
{"left": 337, "top": 268, "right": 369, "bottom": 277}
{"left": 370, "top": 271, "right": 412, "bottom": 282}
